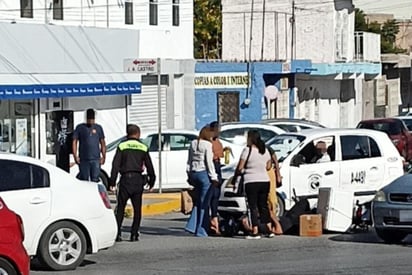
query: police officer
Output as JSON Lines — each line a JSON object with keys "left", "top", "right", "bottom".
{"left": 109, "top": 124, "right": 156, "bottom": 242}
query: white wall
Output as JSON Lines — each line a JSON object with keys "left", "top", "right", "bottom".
{"left": 295, "top": 76, "right": 364, "bottom": 128}
{"left": 222, "top": 0, "right": 355, "bottom": 63}
{"left": 0, "top": 0, "right": 193, "bottom": 59}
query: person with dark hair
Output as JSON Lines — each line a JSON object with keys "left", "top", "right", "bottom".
{"left": 234, "top": 130, "right": 272, "bottom": 239}
{"left": 72, "top": 108, "right": 106, "bottom": 182}
{"left": 109, "top": 124, "right": 156, "bottom": 242}
{"left": 209, "top": 121, "right": 225, "bottom": 235}
{"left": 185, "top": 126, "right": 219, "bottom": 237}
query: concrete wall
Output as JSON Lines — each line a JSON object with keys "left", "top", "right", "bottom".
{"left": 222, "top": 0, "right": 355, "bottom": 63}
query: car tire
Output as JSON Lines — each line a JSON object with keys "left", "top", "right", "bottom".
{"left": 38, "top": 221, "right": 87, "bottom": 271}
{"left": 99, "top": 171, "right": 109, "bottom": 190}
{"left": 276, "top": 194, "right": 285, "bottom": 217}
{"left": 0, "top": 257, "right": 17, "bottom": 275}
{"left": 375, "top": 228, "right": 408, "bottom": 244}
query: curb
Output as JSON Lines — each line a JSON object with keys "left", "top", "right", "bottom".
{"left": 120, "top": 193, "right": 181, "bottom": 217}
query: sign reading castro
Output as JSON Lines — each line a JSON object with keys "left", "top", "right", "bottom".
{"left": 194, "top": 73, "right": 250, "bottom": 89}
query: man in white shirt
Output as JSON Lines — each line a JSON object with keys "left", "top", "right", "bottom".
{"left": 314, "top": 141, "right": 331, "bottom": 163}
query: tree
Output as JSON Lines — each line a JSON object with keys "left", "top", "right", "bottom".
{"left": 194, "top": 0, "right": 222, "bottom": 59}
{"left": 354, "top": 8, "right": 406, "bottom": 54}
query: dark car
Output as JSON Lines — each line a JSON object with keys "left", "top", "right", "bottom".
{"left": 357, "top": 118, "right": 412, "bottom": 163}
{"left": 0, "top": 197, "right": 30, "bottom": 275}
{"left": 372, "top": 174, "right": 412, "bottom": 243}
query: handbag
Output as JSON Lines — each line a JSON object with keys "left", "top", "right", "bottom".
{"left": 234, "top": 146, "right": 252, "bottom": 196}
{"left": 180, "top": 189, "right": 196, "bottom": 215}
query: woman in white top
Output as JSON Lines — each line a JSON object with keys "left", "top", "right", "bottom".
{"left": 185, "top": 126, "right": 219, "bottom": 237}
{"left": 235, "top": 130, "right": 272, "bottom": 239}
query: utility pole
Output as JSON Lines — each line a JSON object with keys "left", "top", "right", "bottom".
{"left": 290, "top": 0, "right": 296, "bottom": 60}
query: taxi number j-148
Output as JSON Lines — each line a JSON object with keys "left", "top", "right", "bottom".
{"left": 351, "top": 171, "right": 366, "bottom": 184}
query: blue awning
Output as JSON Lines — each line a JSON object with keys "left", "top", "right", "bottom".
{"left": 0, "top": 82, "right": 141, "bottom": 100}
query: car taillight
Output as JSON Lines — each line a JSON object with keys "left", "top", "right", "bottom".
{"left": 16, "top": 214, "right": 25, "bottom": 241}
{"left": 98, "top": 184, "right": 112, "bottom": 209}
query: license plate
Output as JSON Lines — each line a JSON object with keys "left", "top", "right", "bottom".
{"left": 399, "top": 210, "right": 412, "bottom": 222}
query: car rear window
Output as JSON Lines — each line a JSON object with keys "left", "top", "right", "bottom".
{"left": 357, "top": 122, "right": 401, "bottom": 135}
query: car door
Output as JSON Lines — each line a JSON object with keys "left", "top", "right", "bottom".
{"left": 0, "top": 159, "right": 51, "bottom": 254}
{"left": 163, "top": 133, "right": 197, "bottom": 188}
{"left": 288, "top": 136, "right": 339, "bottom": 204}
{"left": 142, "top": 134, "right": 167, "bottom": 190}
{"left": 339, "top": 135, "right": 385, "bottom": 193}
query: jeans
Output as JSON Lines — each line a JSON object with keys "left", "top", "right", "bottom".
{"left": 185, "top": 170, "right": 212, "bottom": 237}
{"left": 210, "top": 160, "right": 222, "bottom": 218}
{"left": 245, "top": 182, "right": 270, "bottom": 227}
{"left": 78, "top": 159, "right": 100, "bottom": 182}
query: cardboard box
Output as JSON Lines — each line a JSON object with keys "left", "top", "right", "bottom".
{"left": 299, "top": 214, "right": 322, "bottom": 237}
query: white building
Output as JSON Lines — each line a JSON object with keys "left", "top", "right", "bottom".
{"left": 221, "top": 0, "right": 384, "bottom": 127}
{"left": 0, "top": 1, "right": 195, "bottom": 166}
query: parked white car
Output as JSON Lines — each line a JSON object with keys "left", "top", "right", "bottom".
{"left": 219, "top": 128, "right": 404, "bottom": 217}
{"left": 263, "top": 118, "right": 325, "bottom": 132}
{"left": 220, "top": 123, "right": 285, "bottom": 146}
{"left": 0, "top": 153, "right": 117, "bottom": 271}
{"left": 89, "top": 129, "right": 244, "bottom": 190}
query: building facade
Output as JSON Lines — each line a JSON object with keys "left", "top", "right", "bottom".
{"left": 0, "top": 0, "right": 195, "bottom": 163}
{"left": 219, "top": 0, "right": 382, "bottom": 128}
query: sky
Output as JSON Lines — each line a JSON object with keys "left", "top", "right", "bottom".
{"left": 353, "top": 0, "right": 411, "bottom": 19}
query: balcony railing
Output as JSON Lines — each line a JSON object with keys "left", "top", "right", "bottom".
{"left": 354, "top": 31, "right": 381, "bottom": 63}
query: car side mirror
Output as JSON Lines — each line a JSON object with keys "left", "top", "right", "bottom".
{"left": 291, "top": 154, "right": 305, "bottom": 167}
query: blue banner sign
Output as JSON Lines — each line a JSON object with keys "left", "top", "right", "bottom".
{"left": 0, "top": 82, "right": 141, "bottom": 99}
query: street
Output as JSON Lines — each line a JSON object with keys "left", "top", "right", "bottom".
{"left": 31, "top": 212, "right": 412, "bottom": 275}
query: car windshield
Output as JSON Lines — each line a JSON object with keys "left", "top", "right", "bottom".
{"left": 400, "top": 119, "right": 412, "bottom": 131}
{"left": 358, "top": 122, "right": 401, "bottom": 135}
{"left": 266, "top": 135, "right": 305, "bottom": 162}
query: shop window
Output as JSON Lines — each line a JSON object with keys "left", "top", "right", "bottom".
{"left": 53, "top": 0, "right": 63, "bottom": 20}
{"left": 149, "top": 0, "right": 158, "bottom": 26}
{"left": 172, "top": 0, "right": 179, "bottom": 26}
{"left": 20, "top": 0, "right": 33, "bottom": 18}
{"left": 125, "top": 0, "right": 133, "bottom": 25}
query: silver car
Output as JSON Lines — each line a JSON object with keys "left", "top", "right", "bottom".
{"left": 372, "top": 174, "right": 412, "bottom": 243}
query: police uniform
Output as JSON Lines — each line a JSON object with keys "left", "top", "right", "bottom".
{"left": 110, "top": 138, "right": 155, "bottom": 241}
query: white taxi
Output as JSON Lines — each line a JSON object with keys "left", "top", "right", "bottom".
{"left": 219, "top": 128, "right": 404, "bottom": 216}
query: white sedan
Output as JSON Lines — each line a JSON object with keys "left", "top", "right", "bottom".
{"left": 0, "top": 153, "right": 117, "bottom": 271}
{"left": 95, "top": 129, "right": 244, "bottom": 190}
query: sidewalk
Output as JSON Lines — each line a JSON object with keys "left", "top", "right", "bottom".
{"left": 109, "top": 192, "right": 181, "bottom": 217}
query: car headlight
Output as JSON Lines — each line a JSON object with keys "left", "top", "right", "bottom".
{"left": 374, "top": 190, "right": 387, "bottom": 202}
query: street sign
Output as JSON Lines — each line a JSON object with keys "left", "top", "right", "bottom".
{"left": 123, "top": 58, "right": 158, "bottom": 73}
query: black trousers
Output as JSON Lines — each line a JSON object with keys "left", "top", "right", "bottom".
{"left": 115, "top": 173, "right": 145, "bottom": 236}
{"left": 245, "top": 182, "right": 270, "bottom": 227}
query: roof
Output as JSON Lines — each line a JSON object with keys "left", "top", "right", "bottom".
{"left": 280, "top": 128, "right": 390, "bottom": 139}
{"left": 358, "top": 118, "right": 402, "bottom": 123}
{"left": 220, "top": 123, "right": 285, "bottom": 133}
{"left": 263, "top": 118, "right": 325, "bottom": 127}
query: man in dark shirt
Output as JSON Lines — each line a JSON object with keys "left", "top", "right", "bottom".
{"left": 110, "top": 124, "right": 156, "bottom": 242}
{"left": 72, "top": 109, "right": 106, "bottom": 182}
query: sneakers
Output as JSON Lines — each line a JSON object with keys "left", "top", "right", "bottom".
{"left": 245, "top": 234, "right": 261, "bottom": 240}
{"left": 267, "top": 233, "right": 275, "bottom": 238}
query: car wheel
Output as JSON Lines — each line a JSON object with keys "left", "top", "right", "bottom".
{"left": 276, "top": 194, "right": 285, "bottom": 217}
{"left": 0, "top": 257, "right": 17, "bottom": 275}
{"left": 375, "top": 228, "right": 408, "bottom": 244}
{"left": 38, "top": 221, "right": 87, "bottom": 271}
{"left": 99, "top": 171, "right": 109, "bottom": 190}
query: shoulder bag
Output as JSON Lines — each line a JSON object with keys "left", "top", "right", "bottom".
{"left": 234, "top": 146, "right": 252, "bottom": 196}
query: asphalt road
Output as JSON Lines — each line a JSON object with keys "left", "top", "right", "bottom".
{"left": 31, "top": 213, "right": 412, "bottom": 275}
